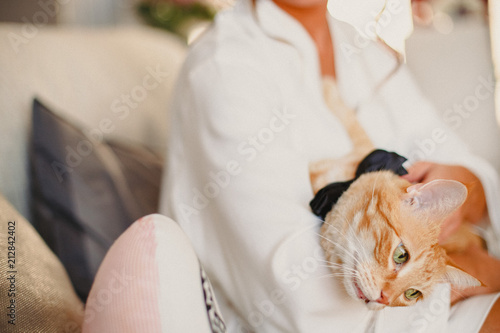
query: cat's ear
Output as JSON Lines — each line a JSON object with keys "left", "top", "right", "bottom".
{"left": 442, "top": 264, "right": 482, "bottom": 289}
{"left": 402, "top": 180, "right": 467, "bottom": 221}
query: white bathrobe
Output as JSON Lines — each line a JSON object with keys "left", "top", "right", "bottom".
{"left": 160, "top": 0, "right": 500, "bottom": 331}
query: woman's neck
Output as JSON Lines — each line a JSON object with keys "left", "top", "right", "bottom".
{"left": 273, "top": 1, "right": 335, "bottom": 78}
{"left": 273, "top": 2, "right": 328, "bottom": 38}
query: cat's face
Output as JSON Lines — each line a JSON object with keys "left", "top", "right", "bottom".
{"left": 320, "top": 171, "right": 480, "bottom": 310}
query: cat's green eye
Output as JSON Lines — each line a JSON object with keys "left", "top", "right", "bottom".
{"left": 404, "top": 288, "right": 422, "bottom": 300}
{"left": 393, "top": 243, "right": 409, "bottom": 265}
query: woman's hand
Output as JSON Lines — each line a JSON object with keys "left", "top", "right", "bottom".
{"left": 402, "top": 161, "right": 487, "bottom": 242}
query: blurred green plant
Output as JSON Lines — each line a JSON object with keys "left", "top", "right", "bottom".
{"left": 138, "top": 1, "right": 216, "bottom": 40}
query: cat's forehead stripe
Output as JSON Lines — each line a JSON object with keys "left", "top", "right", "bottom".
{"left": 362, "top": 193, "right": 401, "bottom": 237}
{"left": 357, "top": 197, "right": 397, "bottom": 267}
{"left": 374, "top": 227, "right": 393, "bottom": 266}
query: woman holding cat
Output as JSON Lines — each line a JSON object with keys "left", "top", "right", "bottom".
{"left": 160, "top": 0, "right": 500, "bottom": 331}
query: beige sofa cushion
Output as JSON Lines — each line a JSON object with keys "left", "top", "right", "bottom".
{"left": 0, "top": 193, "right": 83, "bottom": 332}
{"left": 0, "top": 24, "right": 186, "bottom": 219}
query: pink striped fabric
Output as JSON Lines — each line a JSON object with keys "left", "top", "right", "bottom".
{"left": 83, "top": 215, "right": 161, "bottom": 332}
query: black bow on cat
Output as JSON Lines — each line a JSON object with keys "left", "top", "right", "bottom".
{"left": 310, "top": 149, "right": 408, "bottom": 221}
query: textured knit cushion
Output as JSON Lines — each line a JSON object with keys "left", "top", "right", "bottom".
{"left": 31, "top": 98, "right": 163, "bottom": 301}
{"left": 82, "top": 214, "right": 226, "bottom": 332}
{"left": 0, "top": 193, "right": 83, "bottom": 332}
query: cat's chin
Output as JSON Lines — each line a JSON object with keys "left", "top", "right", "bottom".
{"left": 365, "top": 301, "right": 386, "bottom": 311}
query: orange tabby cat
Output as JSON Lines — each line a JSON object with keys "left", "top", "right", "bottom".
{"left": 310, "top": 78, "right": 481, "bottom": 310}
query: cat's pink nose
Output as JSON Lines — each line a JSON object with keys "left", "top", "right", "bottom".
{"left": 375, "top": 291, "right": 389, "bottom": 305}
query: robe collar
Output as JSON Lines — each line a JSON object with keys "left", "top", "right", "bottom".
{"left": 244, "top": 0, "right": 398, "bottom": 111}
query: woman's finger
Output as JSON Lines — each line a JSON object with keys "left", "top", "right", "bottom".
{"left": 402, "top": 161, "right": 432, "bottom": 183}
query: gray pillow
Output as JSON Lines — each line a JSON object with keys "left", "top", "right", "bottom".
{"left": 30, "top": 98, "right": 163, "bottom": 301}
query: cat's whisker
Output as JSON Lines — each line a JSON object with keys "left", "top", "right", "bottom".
{"left": 316, "top": 220, "right": 353, "bottom": 251}
{"left": 319, "top": 220, "right": 345, "bottom": 238}
{"left": 315, "top": 259, "right": 341, "bottom": 268}
{"left": 314, "top": 258, "right": 335, "bottom": 264}
{"left": 332, "top": 271, "right": 356, "bottom": 277}
{"left": 316, "top": 259, "right": 347, "bottom": 266}
{"left": 318, "top": 274, "right": 355, "bottom": 280}
{"left": 316, "top": 232, "right": 362, "bottom": 266}
{"left": 329, "top": 214, "right": 359, "bottom": 244}
{"left": 332, "top": 219, "right": 366, "bottom": 266}
{"left": 343, "top": 217, "right": 371, "bottom": 264}
{"left": 318, "top": 264, "right": 357, "bottom": 274}
{"left": 316, "top": 269, "right": 356, "bottom": 279}
{"left": 316, "top": 260, "right": 357, "bottom": 274}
